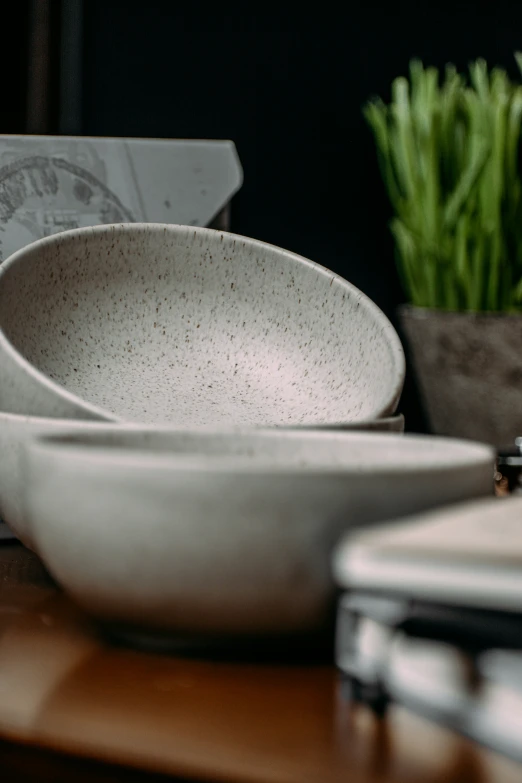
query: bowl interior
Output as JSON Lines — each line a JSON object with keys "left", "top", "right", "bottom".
{"left": 0, "top": 224, "right": 403, "bottom": 425}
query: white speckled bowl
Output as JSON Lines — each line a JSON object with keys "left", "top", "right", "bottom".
{"left": 23, "top": 428, "right": 494, "bottom": 640}
{"left": 0, "top": 411, "right": 404, "bottom": 549}
{"left": 0, "top": 223, "right": 404, "bottom": 425}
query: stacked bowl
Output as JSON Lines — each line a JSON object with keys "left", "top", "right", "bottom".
{"left": 0, "top": 223, "right": 496, "bottom": 645}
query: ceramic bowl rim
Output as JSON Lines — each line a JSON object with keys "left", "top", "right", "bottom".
{"left": 26, "top": 427, "right": 495, "bottom": 477}
{"left": 0, "top": 222, "right": 406, "bottom": 423}
{"left": 0, "top": 409, "right": 404, "bottom": 428}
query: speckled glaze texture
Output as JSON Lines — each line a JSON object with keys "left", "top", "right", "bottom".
{"left": 24, "top": 428, "right": 494, "bottom": 637}
{"left": 400, "top": 306, "right": 522, "bottom": 451}
{"left": 0, "top": 224, "right": 404, "bottom": 425}
{"left": 0, "top": 412, "right": 404, "bottom": 548}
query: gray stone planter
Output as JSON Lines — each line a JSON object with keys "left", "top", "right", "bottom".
{"left": 399, "top": 306, "right": 522, "bottom": 451}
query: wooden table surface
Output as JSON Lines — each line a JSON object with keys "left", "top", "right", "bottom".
{"left": 0, "top": 542, "right": 520, "bottom": 783}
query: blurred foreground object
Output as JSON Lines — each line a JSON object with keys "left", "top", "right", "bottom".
{"left": 335, "top": 495, "right": 522, "bottom": 761}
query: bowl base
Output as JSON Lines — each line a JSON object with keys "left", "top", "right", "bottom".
{"left": 98, "top": 622, "right": 335, "bottom": 664}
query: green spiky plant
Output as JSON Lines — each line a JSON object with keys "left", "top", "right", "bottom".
{"left": 364, "top": 54, "right": 522, "bottom": 312}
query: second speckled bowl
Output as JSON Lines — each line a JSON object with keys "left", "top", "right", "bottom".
{"left": 0, "top": 223, "right": 405, "bottom": 425}
{"left": 23, "top": 429, "right": 494, "bottom": 639}
{"left": 0, "top": 411, "right": 404, "bottom": 549}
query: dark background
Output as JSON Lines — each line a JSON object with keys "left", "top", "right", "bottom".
{"left": 3, "top": 0, "right": 522, "bottom": 431}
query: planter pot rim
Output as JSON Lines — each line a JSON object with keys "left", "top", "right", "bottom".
{"left": 398, "top": 304, "right": 522, "bottom": 321}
